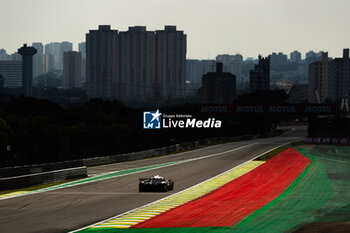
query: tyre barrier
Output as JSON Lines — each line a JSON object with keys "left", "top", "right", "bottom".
{"left": 0, "top": 166, "right": 87, "bottom": 191}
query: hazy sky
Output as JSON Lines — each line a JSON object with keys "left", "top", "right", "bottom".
{"left": 1, "top": 0, "right": 350, "bottom": 59}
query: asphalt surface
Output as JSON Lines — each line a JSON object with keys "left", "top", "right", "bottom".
{"left": 0, "top": 126, "right": 306, "bottom": 233}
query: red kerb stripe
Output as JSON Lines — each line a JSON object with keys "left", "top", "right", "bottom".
{"left": 134, "top": 148, "right": 311, "bottom": 228}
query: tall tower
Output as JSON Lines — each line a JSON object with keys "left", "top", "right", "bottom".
{"left": 18, "top": 44, "right": 37, "bottom": 96}
{"left": 61, "top": 41, "right": 73, "bottom": 70}
{"left": 45, "top": 42, "right": 61, "bottom": 70}
{"left": 86, "top": 25, "right": 119, "bottom": 99}
{"left": 32, "top": 42, "right": 44, "bottom": 78}
{"left": 155, "top": 26, "right": 187, "bottom": 100}
{"left": 329, "top": 49, "right": 350, "bottom": 102}
{"left": 78, "top": 42, "right": 86, "bottom": 83}
{"left": 119, "top": 26, "right": 155, "bottom": 101}
{"left": 63, "top": 51, "right": 82, "bottom": 89}
{"left": 249, "top": 55, "right": 270, "bottom": 92}
{"left": 308, "top": 52, "right": 329, "bottom": 103}
{"left": 290, "top": 50, "right": 302, "bottom": 64}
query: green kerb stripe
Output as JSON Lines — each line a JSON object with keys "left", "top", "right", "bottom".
{"left": 236, "top": 148, "right": 315, "bottom": 227}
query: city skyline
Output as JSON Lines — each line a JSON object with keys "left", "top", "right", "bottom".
{"left": 1, "top": 0, "right": 350, "bottom": 59}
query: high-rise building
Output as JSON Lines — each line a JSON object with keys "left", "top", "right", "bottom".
{"left": 329, "top": 49, "right": 350, "bottom": 102}
{"left": 119, "top": 26, "right": 155, "bottom": 101}
{"left": 63, "top": 51, "right": 82, "bottom": 89}
{"left": 45, "top": 42, "right": 61, "bottom": 70}
{"left": 308, "top": 52, "right": 329, "bottom": 103}
{"left": 306, "top": 51, "right": 317, "bottom": 60}
{"left": 18, "top": 44, "right": 37, "bottom": 96}
{"left": 43, "top": 54, "right": 55, "bottom": 74}
{"left": 78, "top": 42, "right": 86, "bottom": 83}
{"left": 0, "top": 49, "right": 7, "bottom": 60}
{"left": 216, "top": 54, "right": 243, "bottom": 82}
{"left": 155, "top": 26, "right": 186, "bottom": 100}
{"left": 216, "top": 54, "right": 243, "bottom": 64}
{"left": 290, "top": 50, "right": 302, "bottom": 63}
{"left": 305, "top": 51, "right": 323, "bottom": 61}
{"left": 10, "top": 53, "right": 22, "bottom": 61}
{"left": 0, "top": 49, "right": 11, "bottom": 61}
{"left": 62, "top": 42, "right": 73, "bottom": 52}
{"left": 304, "top": 50, "right": 324, "bottom": 85}
{"left": 86, "top": 25, "right": 119, "bottom": 99}
{"left": 202, "top": 62, "right": 236, "bottom": 104}
{"left": 45, "top": 42, "right": 72, "bottom": 70}
{"left": 270, "top": 52, "right": 288, "bottom": 66}
{"left": 32, "top": 43, "right": 44, "bottom": 55}
{"left": 32, "top": 42, "right": 44, "bottom": 77}
{"left": 61, "top": 42, "right": 73, "bottom": 70}
{"left": 249, "top": 55, "right": 270, "bottom": 91}
{"left": 216, "top": 54, "right": 232, "bottom": 65}
{"left": 0, "top": 61, "right": 22, "bottom": 88}
{"left": 78, "top": 42, "right": 86, "bottom": 59}
{"left": 186, "top": 59, "right": 215, "bottom": 87}
{"left": 84, "top": 25, "right": 186, "bottom": 101}
{"left": 308, "top": 49, "right": 350, "bottom": 103}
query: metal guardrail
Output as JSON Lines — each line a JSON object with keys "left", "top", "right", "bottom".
{"left": 0, "top": 167, "right": 87, "bottom": 191}
{"left": 1, "top": 136, "right": 256, "bottom": 177}
{"left": 0, "top": 135, "right": 258, "bottom": 191}
{"left": 0, "top": 160, "right": 84, "bottom": 178}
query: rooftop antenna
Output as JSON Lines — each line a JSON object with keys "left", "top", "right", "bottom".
{"left": 341, "top": 97, "right": 349, "bottom": 112}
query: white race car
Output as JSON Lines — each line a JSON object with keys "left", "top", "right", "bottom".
{"left": 139, "top": 175, "right": 174, "bottom": 192}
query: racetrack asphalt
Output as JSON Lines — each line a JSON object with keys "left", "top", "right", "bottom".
{"left": 0, "top": 126, "right": 306, "bottom": 233}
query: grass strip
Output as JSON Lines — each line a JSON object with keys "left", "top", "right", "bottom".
{"left": 254, "top": 146, "right": 288, "bottom": 161}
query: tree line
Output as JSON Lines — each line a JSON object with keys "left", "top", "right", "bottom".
{"left": 0, "top": 90, "right": 288, "bottom": 167}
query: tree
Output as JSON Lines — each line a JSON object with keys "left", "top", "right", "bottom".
{"left": 0, "top": 118, "right": 14, "bottom": 163}
{"left": 234, "top": 89, "right": 289, "bottom": 104}
{"left": 0, "top": 74, "right": 4, "bottom": 89}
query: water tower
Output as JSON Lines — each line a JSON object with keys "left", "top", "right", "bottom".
{"left": 18, "top": 44, "right": 37, "bottom": 96}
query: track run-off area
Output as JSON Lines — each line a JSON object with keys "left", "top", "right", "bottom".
{"left": 74, "top": 146, "right": 350, "bottom": 233}
{"left": 3, "top": 126, "right": 350, "bottom": 233}
{"left": 75, "top": 147, "right": 311, "bottom": 233}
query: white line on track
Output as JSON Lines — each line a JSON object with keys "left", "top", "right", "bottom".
{"left": 88, "top": 141, "right": 239, "bottom": 169}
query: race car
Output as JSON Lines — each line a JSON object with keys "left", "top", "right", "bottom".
{"left": 139, "top": 175, "right": 174, "bottom": 192}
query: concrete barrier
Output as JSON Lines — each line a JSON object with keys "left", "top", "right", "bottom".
{"left": 0, "top": 167, "right": 87, "bottom": 191}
